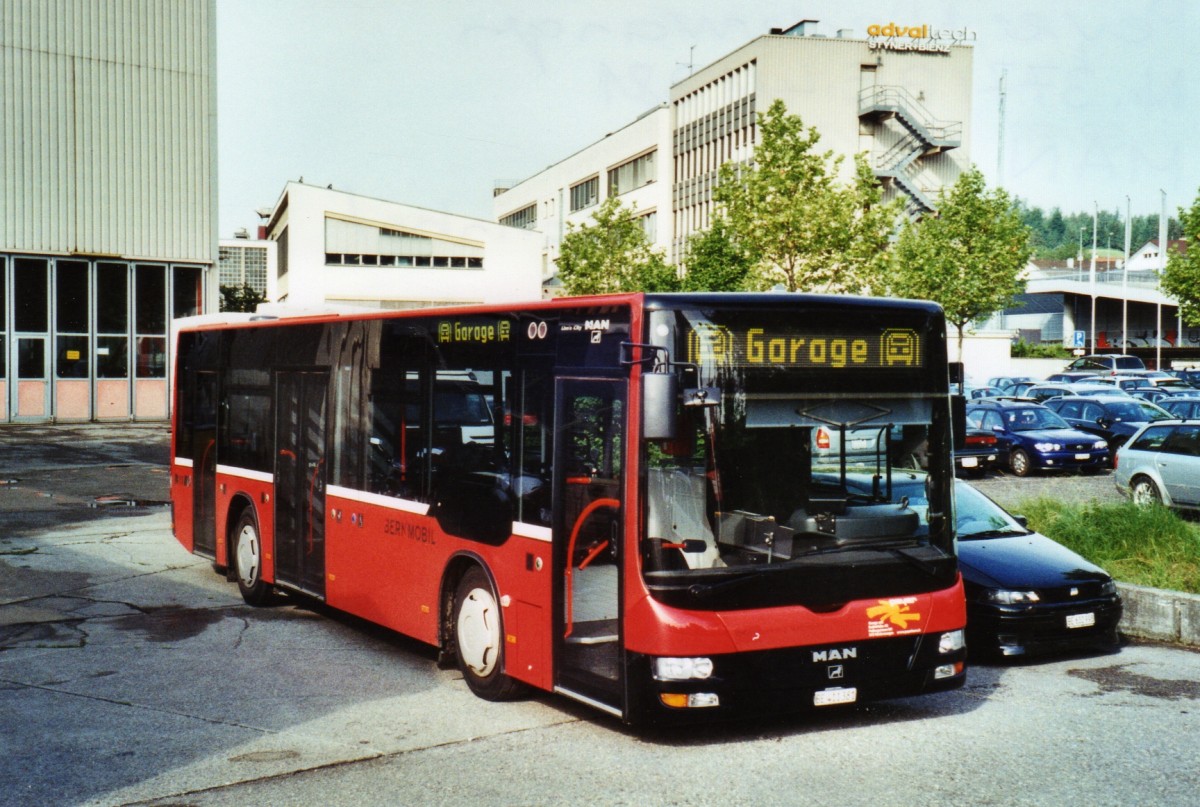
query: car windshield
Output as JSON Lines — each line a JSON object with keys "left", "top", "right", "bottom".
{"left": 881, "top": 477, "right": 1026, "bottom": 540}
{"left": 1006, "top": 408, "right": 1070, "bottom": 431}
{"left": 1104, "top": 401, "right": 1171, "bottom": 422}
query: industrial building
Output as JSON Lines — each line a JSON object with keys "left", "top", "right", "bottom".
{"left": 0, "top": 0, "right": 217, "bottom": 422}
{"left": 495, "top": 20, "right": 974, "bottom": 281}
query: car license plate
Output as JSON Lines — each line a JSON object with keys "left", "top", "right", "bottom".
{"left": 1074, "top": 453, "right": 1089, "bottom": 460}
{"left": 1066, "top": 612, "right": 1095, "bottom": 629}
{"left": 961, "top": 457, "right": 979, "bottom": 468}
{"left": 814, "top": 687, "right": 857, "bottom": 706}
{"left": 850, "top": 439, "right": 870, "bottom": 450}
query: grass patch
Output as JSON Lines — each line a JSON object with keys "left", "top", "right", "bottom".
{"left": 1017, "top": 497, "right": 1200, "bottom": 594}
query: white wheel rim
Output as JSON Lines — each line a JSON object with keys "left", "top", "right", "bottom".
{"left": 1133, "top": 481, "right": 1156, "bottom": 506}
{"left": 457, "top": 586, "right": 500, "bottom": 677}
{"left": 237, "top": 524, "right": 260, "bottom": 588}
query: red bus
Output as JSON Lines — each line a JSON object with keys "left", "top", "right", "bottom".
{"left": 170, "top": 293, "right": 966, "bottom": 724}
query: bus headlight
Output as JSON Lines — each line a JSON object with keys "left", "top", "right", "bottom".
{"left": 938, "top": 629, "right": 965, "bottom": 653}
{"left": 652, "top": 657, "right": 714, "bottom": 681}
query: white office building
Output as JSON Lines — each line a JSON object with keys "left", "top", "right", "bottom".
{"left": 495, "top": 20, "right": 974, "bottom": 279}
{"left": 263, "top": 183, "right": 542, "bottom": 310}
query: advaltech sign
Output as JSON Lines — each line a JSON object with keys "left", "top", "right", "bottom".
{"left": 867, "top": 23, "right": 976, "bottom": 55}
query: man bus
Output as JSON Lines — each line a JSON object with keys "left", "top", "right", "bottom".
{"left": 171, "top": 293, "right": 966, "bottom": 725}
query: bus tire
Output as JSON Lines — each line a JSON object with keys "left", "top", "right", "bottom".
{"left": 453, "top": 566, "right": 523, "bottom": 701}
{"left": 233, "top": 510, "right": 274, "bottom": 606}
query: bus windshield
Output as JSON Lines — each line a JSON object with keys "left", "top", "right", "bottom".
{"left": 640, "top": 303, "right": 956, "bottom": 611}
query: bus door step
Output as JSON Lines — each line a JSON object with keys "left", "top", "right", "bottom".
{"left": 566, "top": 619, "right": 618, "bottom": 645}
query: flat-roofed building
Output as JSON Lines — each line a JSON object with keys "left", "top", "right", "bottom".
{"left": 263, "top": 182, "right": 542, "bottom": 310}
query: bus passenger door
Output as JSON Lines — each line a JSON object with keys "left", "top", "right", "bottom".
{"left": 554, "top": 377, "right": 626, "bottom": 711}
{"left": 191, "top": 371, "right": 218, "bottom": 558}
{"left": 274, "top": 370, "right": 329, "bottom": 598}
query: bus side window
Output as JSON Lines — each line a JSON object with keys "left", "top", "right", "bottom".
{"left": 515, "top": 369, "right": 552, "bottom": 527}
{"left": 429, "top": 366, "right": 516, "bottom": 544}
{"left": 366, "top": 334, "right": 429, "bottom": 501}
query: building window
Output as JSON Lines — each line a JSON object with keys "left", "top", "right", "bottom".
{"left": 135, "top": 264, "right": 167, "bottom": 379}
{"left": 608, "top": 150, "right": 656, "bottom": 197}
{"left": 500, "top": 203, "right": 537, "bottom": 230}
{"left": 14, "top": 257, "right": 48, "bottom": 333}
{"left": 570, "top": 176, "right": 599, "bottom": 212}
{"left": 640, "top": 211, "right": 657, "bottom": 242}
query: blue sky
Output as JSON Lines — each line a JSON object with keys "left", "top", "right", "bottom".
{"left": 216, "top": 0, "right": 1199, "bottom": 236}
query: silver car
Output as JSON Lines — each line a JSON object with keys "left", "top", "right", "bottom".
{"left": 1113, "top": 420, "right": 1200, "bottom": 509}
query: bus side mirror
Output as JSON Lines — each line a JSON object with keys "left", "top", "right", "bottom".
{"left": 643, "top": 372, "right": 679, "bottom": 441}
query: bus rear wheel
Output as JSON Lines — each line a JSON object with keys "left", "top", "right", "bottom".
{"left": 453, "top": 567, "right": 524, "bottom": 701}
{"left": 233, "top": 510, "right": 274, "bottom": 606}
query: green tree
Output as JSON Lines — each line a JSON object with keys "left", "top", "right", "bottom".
{"left": 1160, "top": 188, "right": 1200, "bottom": 325}
{"left": 220, "top": 283, "right": 266, "bottom": 312}
{"left": 680, "top": 216, "right": 754, "bottom": 291}
{"left": 885, "top": 167, "right": 1033, "bottom": 354}
{"left": 557, "top": 196, "right": 678, "bottom": 295}
{"left": 714, "top": 100, "right": 901, "bottom": 294}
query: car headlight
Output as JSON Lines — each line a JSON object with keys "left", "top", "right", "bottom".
{"left": 1101, "top": 579, "right": 1118, "bottom": 596}
{"left": 1093, "top": 440, "right": 1107, "bottom": 450}
{"left": 1033, "top": 442, "right": 1062, "bottom": 452}
{"left": 987, "top": 589, "right": 1041, "bottom": 604}
{"left": 652, "top": 657, "right": 714, "bottom": 681}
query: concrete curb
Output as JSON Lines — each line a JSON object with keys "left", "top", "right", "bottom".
{"left": 1117, "top": 582, "right": 1200, "bottom": 647}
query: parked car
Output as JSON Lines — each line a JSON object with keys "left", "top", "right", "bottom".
{"left": 1069, "top": 381, "right": 1131, "bottom": 397}
{"left": 1044, "top": 395, "right": 1172, "bottom": 455}
{"left": 1063, "top": 354, "right": 1147, "bottom": 375}
{"left": 1021, "top": 383, "right": 1079, "bottom": 404}
{"left": 988, "top": 376, "right": 1035, "bottom": 394}
{"left": 1157, "top": 396, "right": 1200, "bottom": 419}
{"left": 1046, "top": 371, "right": 1102, "bottom": 384}
{"left": 1084, "top": 375, "right": 1151, "bottom": 393}
{"left": 1130, "top": 388, "right": 1179, "bottom": 404}
{"left": 1167, "top": 368, "right": 1200, "bottom": 388}
{"left": 966, "top": 399, "right": 1109, "bottom": 477}
{"left": 870, "top": 473, "right": 1122, "bottom": 658}
{"left": 966, "top": 385, "right": 1003, "bottom": 399}
{"left": 956, "top": 428, "right": 1006, "bottom": 479}
{"left": 1114, "top": 420, "right": 1200, "bottom": 510}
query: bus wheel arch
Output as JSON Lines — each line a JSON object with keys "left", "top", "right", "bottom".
{"left": 442, "top": 559, "right": 524, "bottom": 701}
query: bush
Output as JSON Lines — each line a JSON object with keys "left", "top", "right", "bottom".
{"left": 1018, "top": 498, "right": 1200, "bottom": 593}
{"left": 1011, "top": 340, "right": 1071, "bottom": 359}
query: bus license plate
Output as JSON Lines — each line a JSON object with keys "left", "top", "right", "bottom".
{"left": 1066, "top": 612, "right": 1095, "bottom": 629}
{"left": 961, "top": 457, "right": 978, "bottom": 468}
{"left": 1075, "top": 453, "right": 1090, "bottom": 460}
{"left": 814, "top": 687, "right": 857, "bottom": 707}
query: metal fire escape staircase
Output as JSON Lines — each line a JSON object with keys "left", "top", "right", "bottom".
{"left": 858, "top": 86, "right": 962, "bottom": 216}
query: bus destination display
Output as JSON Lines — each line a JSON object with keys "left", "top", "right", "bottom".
{"left": 686, "top": 324, "right": 923, "bottom": 369}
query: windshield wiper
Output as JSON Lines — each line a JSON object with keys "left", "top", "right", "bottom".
{"left": 686, "top": 569, "right": 775, "bottom": 600}
{"left": 959, "top": 528, "right": 1030, "bottom": 540}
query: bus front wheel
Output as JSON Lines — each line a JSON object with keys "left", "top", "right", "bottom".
{"left": 233, "top": 510, "right": 274, "bottom": 606}
{"left": 453, "top": 566, "right": 524, "bottom": 701}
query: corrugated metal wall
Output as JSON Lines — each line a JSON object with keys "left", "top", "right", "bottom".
{"left": 0, "top": 0, "right": 215, "bottom": 262}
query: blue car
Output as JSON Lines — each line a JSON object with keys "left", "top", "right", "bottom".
{"left": 966, "top": 399, "right": 1109, "bottom": 477}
